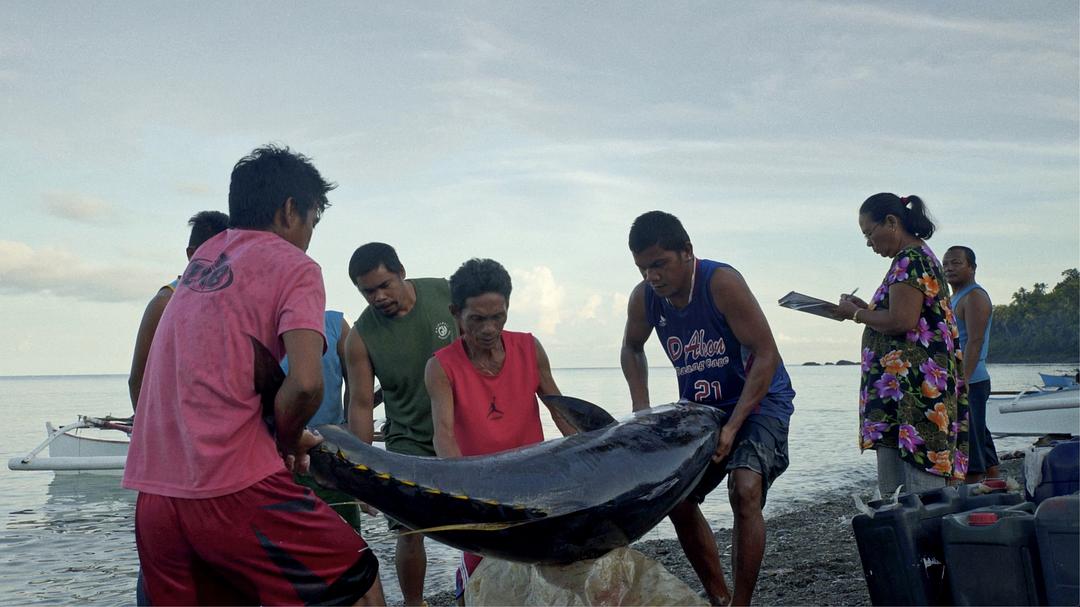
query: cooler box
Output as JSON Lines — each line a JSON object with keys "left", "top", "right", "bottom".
{"left": 852, "top": 484, "right": 1021, "bottom": 605}
{"left": 1035, "top": 495, "right": 1080, "bottom": 606}
{"left": 1034, "top": 438, "right": 1079, "bottom": 504}
{"left": 942, "top": 503, "right": 1044, "bottom": 606}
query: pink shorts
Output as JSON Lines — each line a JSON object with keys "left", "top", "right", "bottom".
{"left": 135, "top": 469, "right": 377, "bottom": 605}
{"left": 455, "top": 551, "right": 484, "bottom": 599}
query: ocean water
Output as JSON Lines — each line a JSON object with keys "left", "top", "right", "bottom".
{"left": 1, "top": 364, "right": 1075, "bottom": 605}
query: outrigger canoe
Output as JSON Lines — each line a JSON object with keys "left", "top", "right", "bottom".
{"left": 7, "top": 415, "right": 130, "bottom": 473}
{"left": 988, "top": 384, "right": 1080, "bottom": 438}
{"left": 7, "top": 413, "right": 387, "bottom": 474}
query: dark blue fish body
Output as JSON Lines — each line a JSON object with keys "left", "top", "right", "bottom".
{"left": 310, "top": 400, "right": 726, "bottom": 564}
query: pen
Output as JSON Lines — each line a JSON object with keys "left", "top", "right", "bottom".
{"left": 848, "top": 287, "right": 859, "bottom": 298}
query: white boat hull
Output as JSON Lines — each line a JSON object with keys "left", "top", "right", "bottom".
{"left": 994, "top": 388, "right": 1080, "bottom": 414}
{"left": 8, "top": 420, "right": 129, "bottom": 474}
{"left": 988, "top": 387, "right": 1080, "bottom": 437}
{"left": 8, "top": 420, "right": 380, "bottom": 473}
{"left": 9, "top": 455, "right": 127, "bottom": 471}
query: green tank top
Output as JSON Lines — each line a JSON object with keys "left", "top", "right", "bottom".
{"left": 355, "top": 277, "right": 457, "bottom": 456}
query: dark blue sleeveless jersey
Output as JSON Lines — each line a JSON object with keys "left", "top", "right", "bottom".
{"left": 644, "top": 258, "right": 794, "bottom": 422}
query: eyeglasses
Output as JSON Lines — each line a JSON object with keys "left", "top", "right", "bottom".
{"left": 862, "top": 223, "right": 882, "bottom": 242}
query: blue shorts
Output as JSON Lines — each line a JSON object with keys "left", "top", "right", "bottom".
{"left": 688, "top": 414, "right": 790, "bottom": 506}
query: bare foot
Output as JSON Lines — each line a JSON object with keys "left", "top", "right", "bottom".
{"left": 707, "top": 592, "right": 732, "bottom": 606}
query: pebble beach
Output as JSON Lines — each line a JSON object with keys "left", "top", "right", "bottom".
{"left": 421, "top": 480, "right": 876, "bottom": 606}
{"left": 421, "top": 457, "right": 1025, "bottom": 606}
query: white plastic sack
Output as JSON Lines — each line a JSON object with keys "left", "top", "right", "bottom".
{"left": 465, "top": 547, "right": 707, "bottom": 606}
{"left": 1023, "top": 445, "right": 1052, "bottom": 497}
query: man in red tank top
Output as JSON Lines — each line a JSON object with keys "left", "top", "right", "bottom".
{"left": 425, "top": 258, "right": 575, "bottom": 602}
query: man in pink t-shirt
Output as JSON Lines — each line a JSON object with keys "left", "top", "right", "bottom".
{"left": 424, "top": 258, "right": 575, "bottom": 602}
{"left": 123, "top": 145, "right": 385, "bottom": 606}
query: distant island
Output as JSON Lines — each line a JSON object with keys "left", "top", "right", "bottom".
{"left": 800, "top": 270, "right": 1078, "bottom": 366}
{"left": 988, "top": 269, "right": 1079, "bottom": 364}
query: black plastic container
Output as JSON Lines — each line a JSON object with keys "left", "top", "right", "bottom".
{"left": 1034, "top": 438, "right": 1079, "bottom": 504}
{"left": 942, "top": 503, "right": 1045, "bottom": 606}
{"left": 852, "top": 484, "right": 1022, "bottom": 606}
{"left": 1035, "top": 494, "right": 1080, "bottom": 606}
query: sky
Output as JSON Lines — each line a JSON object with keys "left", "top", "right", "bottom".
{"left": 1, "top": 1, "right": 1077, "bottom": 376}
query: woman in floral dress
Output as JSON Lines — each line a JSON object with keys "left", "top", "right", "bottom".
{"left": 837, "top": 193, "right": 969, "bottom": 496}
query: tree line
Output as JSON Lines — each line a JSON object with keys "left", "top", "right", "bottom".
{"left": 986, "top": 268, "right": 1079, "bottom": 363}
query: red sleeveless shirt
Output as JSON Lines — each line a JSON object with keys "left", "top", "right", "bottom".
{"left": 433, "top": 331, "right": 544, "bottom": 456}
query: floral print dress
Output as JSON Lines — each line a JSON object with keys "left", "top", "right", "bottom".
{"left": 859, "top": 244, "right": 969, "bottom": 480}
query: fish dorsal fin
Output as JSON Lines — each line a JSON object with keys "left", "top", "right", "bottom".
{"left": 540, "top": 395, "right": 617, "bottom": 433}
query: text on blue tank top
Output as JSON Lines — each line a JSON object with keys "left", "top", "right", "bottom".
{"left": 645, "top": 259, "right": 748, "bottom": 408}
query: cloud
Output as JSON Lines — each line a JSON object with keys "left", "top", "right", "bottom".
{"left": 577, "top": 293, "right": 602, "bottom": 320}
{"left": 610, "top": 291, "right": 628, "bottom": 321}
{"left": 429, "top": 75, "right": 559, "bottom": 122}
{"left": 0, "top": 240, "right": 160, "bottom": 303}
{"left": 510, "top": 265, "right": 564, "bottom": 335}
{"left": 175, "top": 182, "right": 215, "bottom": 196}
{"left": 41, "top": 191, "right": 117, "bottom": 224}
{"left": 509, "top": 268, "right": 632, "bottom": 341}
{"left": 419, "top": 18, "right": 578, "bottom": 125}
{"left": 810, "top": 3, "right": 1070, "bottom": 45}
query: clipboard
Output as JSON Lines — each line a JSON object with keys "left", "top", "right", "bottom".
{"left": 778, "top": 291, "right": 844, "bottom": 321}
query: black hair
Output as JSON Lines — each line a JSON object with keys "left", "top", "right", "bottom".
{"left": 449, "top": 258, "right": 512, "bottom": 310}
{"left": 187, "top": 210, "right": 229, "bottom": 249}
{"left": 947, "top": 245, "right": 977, "bottom": 268}
{"left": 227, "top": 144, "right": 336, "bottom": 229}
{"left": 859, "top": 193, "right": 936, "bottom": 239}
{"left": 348, "top": 242, "right": 404, "bottom": 283}
{"left": 628, "top": 210, "right": 691, "bottom": 254}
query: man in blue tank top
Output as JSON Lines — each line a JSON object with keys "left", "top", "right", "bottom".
{"left": 128, "top": 210, "right": 229, "bottom": 411}
{"left": 621, "top": 211, "right": 795, "bottom": 607}
{"left": 943, "top": 245, "right": 999, "bottom": 482}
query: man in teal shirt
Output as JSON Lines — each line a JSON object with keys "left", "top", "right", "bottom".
{"left": 943, "top": 245, "right": 999, "bottom": 482}
{"left": 345, "top": 242, "right": 457, "bottom": 607}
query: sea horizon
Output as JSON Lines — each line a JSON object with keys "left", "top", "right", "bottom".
{"left": 3, "top": 360, "right": 1077, "bottom": 381}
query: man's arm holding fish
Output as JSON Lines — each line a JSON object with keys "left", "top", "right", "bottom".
{"left": 426, "top": 356, "right": 462, "bottom": 458}
{"left": 708, "top": 268, "right": 780, "bottom": 462}
{"left": 534, "top": 336, "right": 576, "bottom": 436}
{"left": 276, "top": 328, "right": 325, "bottom": 473}
{"left": 620, "top": 282, "right": 654, "bottom": 412}
{"left": 344, "top": 328, "right": 379, "bottom": 444}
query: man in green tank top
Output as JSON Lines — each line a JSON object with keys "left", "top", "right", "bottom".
{"left": 345, "top": 242, "right": 457, "bottom": 607}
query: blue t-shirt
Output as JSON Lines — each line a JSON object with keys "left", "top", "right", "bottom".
{"left": 644, "top": 258, "right": 794, "bottom": 422}
{"left": 952, "top": 283, "right": 992, "bottom": 384}
{"left": 282, "top": 310, "right": 346, "bottom": 426}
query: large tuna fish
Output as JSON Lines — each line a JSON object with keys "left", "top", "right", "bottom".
{"left": 308, "top": 395, "right": 726, "bottom": 564}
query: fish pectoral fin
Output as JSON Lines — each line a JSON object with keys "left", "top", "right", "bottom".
{"left": 540, "top": 394, "right": 617, "bottom": 432}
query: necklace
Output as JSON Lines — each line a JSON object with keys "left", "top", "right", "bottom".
{"left": 466, "top": 343, "right": 505, "bottom": 376}
{"left": 473, "top": 357, "right": 503, "bottom": 376}
{"left": 665, "top": 256, "right": 697, "bottom": 307}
